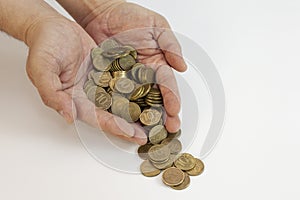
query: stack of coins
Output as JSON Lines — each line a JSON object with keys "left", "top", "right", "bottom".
{"left": 84, "top": 38, "right": 205, "bottom": 190}
{"left": 84, "top": 39, "right": 157, "bottom": 122}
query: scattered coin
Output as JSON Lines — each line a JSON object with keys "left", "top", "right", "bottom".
{"left": 138, "top": 143, "right": 153, "bottom": 160}
{"left": 174, "top": 153, "right": 196, "bottom": 171}
{"left": 148, "top": 144, "right": 170, "bottom": 163}
{"left": 171, "top": 173, "right": 190, "bottom": 190}
{"left": 161, "top": 138, "right": 182, "bottom": 154}
{"left": 162, "top": 167, "right": 185, "bottom": 186}
{"left": 140, "top": 160, "right": 161, "bottom": 177}
{"left": 186, "top": 158, "right": 205, "bottom": 176}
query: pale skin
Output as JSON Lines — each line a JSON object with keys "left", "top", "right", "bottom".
{"left": 0, "top": 0, "right": 187, "bottom": 145}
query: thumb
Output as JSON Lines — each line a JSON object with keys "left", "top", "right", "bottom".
{"left": 26, "top": 53, "right": 76, "bottom": 123}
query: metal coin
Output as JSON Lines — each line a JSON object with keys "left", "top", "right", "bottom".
{"left": 95, "top": 89, "right": 112, "bottom": 110}
{"left": 148, "top": 144, "right": 170, "bottom": 163}
{"left": 102, "top": 46, "right": 131, "bottom": 59}
{"left": 118, "top": 55, "right": 136, "bottom": 71}
{"left": 152, "top": 154, "right": 176, "bottom": 170}
{"left": 114, "top": 78, "right": 135, "bottom": 94}
{"left": 162, "top": 167, "right": 185, "bottom": 187}
{"left": 149, "top": 125, "right": 168, "bottom": 144}
{"left": 161, "top": 138, "right": 182, "bottom": 154}
{"left": 100, "top": 38, "right": 119, "bottom": 51}
{"left": 139, "top": 109, "right": 162, "bottom": 126}
{"left": 92, "top": 55, "right": 111, "bottom": 71}
{"left": 186, "top": 158, "right": 205, "bottom": 176}
{"left": 174, "top": 153, "right": 196, "bottom": 171}
{"left": 137, "top": 143, "right": 153, "bottom": 160}
{"left": 140, "top": 160, "right": 161, "bottom": 177}
{"left": 120, "top": 102, "right": 141, "bottom": 122}
{"left": 171, "top": 173, "right": 190, "bottom": 190}
{"left": 91, "top": 47, "right": 103, "bottom": 59}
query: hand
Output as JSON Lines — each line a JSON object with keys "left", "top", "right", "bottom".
{"left": 25, "top": 17, "right": 147, "bottom": 144}
{"left": 83, "top": 2, "right": 187, "bottom": 133}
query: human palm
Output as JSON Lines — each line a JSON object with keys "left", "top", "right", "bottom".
{"left": 84, "top": 2, "right": 187, "bottom": 133}
{"left": 26, "top": 18, "right": 146, "bottom": 144}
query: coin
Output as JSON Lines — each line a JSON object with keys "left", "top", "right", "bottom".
{"left": 174, "top": 153, "right": 196, "bottom": 171}
{"left": 121, "top": 102, "right": 141, "bottom": 122}
{"left": 100, "top": 38, "right": 119, "bottom": 51}
{"left": 91, "top": 47, "right": 103, "bottom": 59}
{"left": 111, "top": 96, "right": 129, "bottom": 116}
{"left": 149, "top": 125, "right": 168, "bottom": 144}
{"left": 123, "top": 45, "right": 138, "bottom": 59}
{"left": 161, "top": 138, "right": 182, "bottom": 154}
{"left": 171, "top": 173, "right": 190, "bottom": 190}
{"left": 102, "top": 46, "right": 131, "bottom": 59}
{"left": 139, "top": 109, "right": 162, "bottom": 126}
{"left": 95, "top": 88, "right": 112, "bottom": 110}
{"left": 186, "top": 158, "right": 204, "bottom": 176}
{"left": 114, "top": 78, "right": 135, "bottom": 94}
{"left": 86, "top": 85, "right": 98, "bottom": 102}
{"left": 118, "top": 55, "right": 136, "bottom": 71}
{"left": 92, "top": 71, "right": 112, "bottom": 87}
{"left": 92, "top": 55, "right": 111, "bottom": 71}
{"left": 162, "top": 167, "right": 185, "bottom": 186}
{"left": 112, "top": 71, "right": 127, "bottom": 78}
{"left": 137, "top": 143, "right": 153, "bottom": 160}
{"left": 148, "top": 144, "right": 170, "bottom": 163}
{"left": 152, "top": 154, "right": 176, "bottom": 170}
{"left": 140, "top": 160, "right": 161, "bottom": 177}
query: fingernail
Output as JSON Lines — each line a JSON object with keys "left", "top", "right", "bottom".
{"left": 59, "top": 110, "right": 73, "bottom": 124}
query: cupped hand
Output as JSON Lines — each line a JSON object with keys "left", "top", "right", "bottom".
{"left": 25, "top": 17, "right": 147, "bottom": 144}
{"left": 83, "top": 2, "right": 188, "bottom": 133}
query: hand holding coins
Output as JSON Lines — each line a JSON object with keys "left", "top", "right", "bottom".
{"left": 84, "top": 38, "right": 203, "bottom": 190}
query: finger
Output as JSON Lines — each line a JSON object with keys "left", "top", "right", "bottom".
{"left": 156, "top": 65, "right": 181, "bottom": 117}
{"left": 156, "top": 28, "right": 187, "bottom": 72}
{"left": 73, "top": 92, "right": 147, "bottom": 144}
{"left": 26, "top": 59, "right": 75, "bottom": 123}
{"left": 164, "top": 115, "right": 181, "bottom": 133}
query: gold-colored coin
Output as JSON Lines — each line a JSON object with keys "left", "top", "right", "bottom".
{"left": 114, "top": 78, "right": 135, "bottom": 94}
{"left": 162, "top": 167, "right": 185, "bottom": 187}
{"left": 95, "top": 88, "right": 112, "bottom": 110}
{"left": 186, "top": 158, "right": 204, "bottom": 176}
{"left": 118, "top": 55, "right": 136, "bottom": 71}
{"left": 171, "top": 173, "right": 190, "bottom": 190}
{"left": 140, "top": 160, "right": 161, "bottom": 177}
{"left": 137, "top": 143, "right": 153, "bottom": 160}
{"left": 174, "top": 153, "right": 196, "bottom": 171}
{"left": 120, "top": 102, "right": 141, "bottom": 122}
{"left": 149, "top": 125, "right": 168, "bottom": 144}
{"left": 152, "top": 154, "right": 176, "bottom": 170}
{"left": 112, "top": 71, "right": 127, "bottom": 79}
{"left": 161, "top": 138, "right": 182, "bottom": 154}
{"left": 139, "top": 109, "right": 162, "bottom": 126}
{"left": 92, "top": 71, "right": 112, "bottom": 87}
{"left": 148, "top": 144, "right": 170, "bottom": 163}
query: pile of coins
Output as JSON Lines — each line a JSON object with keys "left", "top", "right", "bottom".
{"left": 84, "top": 38, "right": 204, "bottom": 190}
{"left": 138, "top": 129, "right": 205, "bottom": 190}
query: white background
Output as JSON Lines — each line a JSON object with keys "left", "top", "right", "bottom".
{"left": 1, "top": 0, "right": 300, "bottom": 199}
